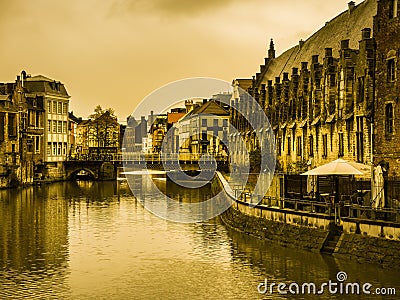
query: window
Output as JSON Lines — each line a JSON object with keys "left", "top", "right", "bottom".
{"left": 389, "top": 0, "right": 398, "bottom": 19}
{"left": 58, "top": 143, "right": 62, "bottom": 155}
{"left": 36, "top": 111, "right": 41, "bottom": 128}
{"left": 53, "top": 120, "right": 57, "bottom": 132}
{"left": 322, "top": 134, "right": 328, "bottom": 158}
{"left": 278, "top": 138, "right": 282, "bottom": 156}
{"left": 388, "top": 59, "right": 395, "bottom": 82}
{"left": 357, "top": 77, "right": 365, "bottom": 103}
{"left": 309, "top": 135, "right": 314, "bottom": 157}
{"left": 47, "top": 143, "right": 51, "bottom": 155}
{"left": 202, "top": 119, "right": 207, "bottom": 127}
{"left": 202, "top": 130, "right": 207, "bottom": 141}
{"left": 0, "top": 113, "right": 5, "bottom": 141}
{"left": 58, "top": 102, "right": 62, "bottom": 114}
{"left": 58, "top": 121, "right": 62, "bottom": 133}
{"left": 48, "top": 100, "right": 51, "bottom": 113}
{"left": 63, "top": 142, "right": 67, "bottom": 155}
{"left": 213, "top": 119, "right": 218, "bottom": 126}
{"left": 52, "top": 142, "right": 57, "bottom": 155}
{"left": 386, "top": 103, "right": 394, "bottom": 134}
{"left": 35, "top": 136, "right": 40, "bottom": 153}
{"left": 53, "top": 101, "right": 57, "bottom": 113}
{"left": 338, "top": 133, "right": 344, "bottom": 157}
{"left": 63, "top": 121, "right": 67, "bottom": 133}
{"left": 356, "top": 117, "right": 364, "bottom": 162}
{"left": 346, "top": 119, "right": 353, "bottom": 153}
{"left": 287, "top": 137, "right": 291, "bottom": 155}
{"left": 297, "top": 136, "right": 302, "bottom": 156}
{"left": 48, "top": 120, "right": 51, "bottom": 132}
{"left": 63, "top": 103, "right": 68, "bottom": 115}
{"left": 330, "top": 74, "right": 336, "bottom": 87}
{"left": 8, "top": 114, "right": 16, "bottom": 136}
{"left": 223, "top": 119, "right": 228, "bottom": 127}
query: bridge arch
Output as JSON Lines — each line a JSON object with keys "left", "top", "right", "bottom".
{"left": 67, "top": 168, "right": 97, "bottom": 180}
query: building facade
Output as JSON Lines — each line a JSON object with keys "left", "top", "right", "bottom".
{"left": 374, "top": 0, "right": 400, "bottom": 176}
{"left": 24, "top": 73, "right": 70, "bottom": 179}
{"left": 75, "top": 111, "right": 120, "bottom": 158}
{"left": 231, "top": 0, "right": 379, "bottom": 175}
{"left": 176, "top": 100, "right": 230, "bottom": 156}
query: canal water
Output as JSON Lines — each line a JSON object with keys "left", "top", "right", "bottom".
{"left": 0, "top": 175, "right": 399, "bottom": 299}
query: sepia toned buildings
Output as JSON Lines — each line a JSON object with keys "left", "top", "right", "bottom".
{"left": 374, "top": 0, "right": 400, "bottom": 175}
{"left": 231, "top": 0, "right": 400, "bottom": 178}
{"left": 75, "top": 111, "right": 121, "bottom": 157}
{"left": 0, "top": 71, "right": 73, "bottom": 187}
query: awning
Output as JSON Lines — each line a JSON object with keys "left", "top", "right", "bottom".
{"left": 311, "top": 115, "right": 321, "bottom": 126}
{"left": 325, "top": 114, "right": 335, "bottom": 123}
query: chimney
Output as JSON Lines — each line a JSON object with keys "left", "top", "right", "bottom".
{"left": 348, "top": 1, "right": 355, "bottom": 13}
{"left": 301, "top": 62, "right": 308, "bottom": 70}
{"left": 325, "top": 48, "right": 332, "bottom": 57}
{"left": 185, "top": 100, "right": 193, "bottom": 112}
{"left": 283, "top": 73, "right": 289, "bottom": 81}
{"left": 299, "top": 40, "right": 305, "bottom": 49}
{"left": 292, "top": 67, "right": 298, "bottom": 75}
{"left": 362, "top": 28, "right": 371, "bottom": 40}
{"left": 341, "top": 39, "right": 350, "bottom": 49}
{"left": 268, "top": 80, "right": 273, "bottom": 87}
{"left": 21, "top": 70, "right": 26, "bottom": 87}
{"left": 312, "top": 55, "right": 319, "bottom": 64}
{"left": 275, "top": 77, "right": 280, "bottom": 84}
{"left": 203, "top": 99, "right": 207, "bottom": 104}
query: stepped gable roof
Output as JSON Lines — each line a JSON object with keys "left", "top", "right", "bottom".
{"left": 24, "top": 75, "right": 70, "bottom": 97}
{"left": 260, "top": 0, "right": 376, "bottom": 83}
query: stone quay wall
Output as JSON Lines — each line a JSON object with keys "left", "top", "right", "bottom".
{"left": 216, "top": 172, "right": 400, "bottom": 268}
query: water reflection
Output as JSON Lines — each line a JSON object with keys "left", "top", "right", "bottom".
{"left": 0, "top": 185, "right": 70, "bottom": 298}
{"left": 0, "top": 179, "right": 399, "bottom": 299}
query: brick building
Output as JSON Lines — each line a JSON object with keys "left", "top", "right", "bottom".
{"left": 231, "top": 0, "right": 379, "bottom": 175}
{"left": 374, "top": 0, "right": 400, "bottom": 176}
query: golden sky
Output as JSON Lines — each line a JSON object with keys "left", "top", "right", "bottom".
{"left": 0, "top": 0, "right": 362, "bottom": 122}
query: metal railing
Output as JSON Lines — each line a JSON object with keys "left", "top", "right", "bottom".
{"left": 232, "top": 187, "right": 400, "bottom": 223}
{"left": 68, "top": 152, "right": 229, "bottom": 163}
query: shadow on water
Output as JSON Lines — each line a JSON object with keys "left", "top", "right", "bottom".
{"left": 223, "top": 222, "right": 400, "bottom": 299}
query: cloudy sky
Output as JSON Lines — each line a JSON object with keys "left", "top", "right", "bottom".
{"left": 0, "top": 0, "right": 363, "bottom": 121}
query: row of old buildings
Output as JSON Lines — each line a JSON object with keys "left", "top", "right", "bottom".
{"left": 124, "top": 96, "right": 231, "bottom": 159}
{"left": 230, "top": 0, "right": 400, "bottom": 177}
{"left": 0, "top": 72, "right": 125, "bottom": 187}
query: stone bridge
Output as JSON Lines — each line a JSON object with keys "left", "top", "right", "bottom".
{"left": 63, "top": 160, "right": 117, "bottom": 180}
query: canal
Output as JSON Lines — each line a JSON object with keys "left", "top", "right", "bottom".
{"left": 0, "top": 174, "right": 399, "bottom": 299}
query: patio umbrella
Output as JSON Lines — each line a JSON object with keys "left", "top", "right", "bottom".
{"left": 301, "top": 159, "right": 371, "bottom": 204}
{"left": 301, "top": 159, "right": 370, "bottom": 176}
